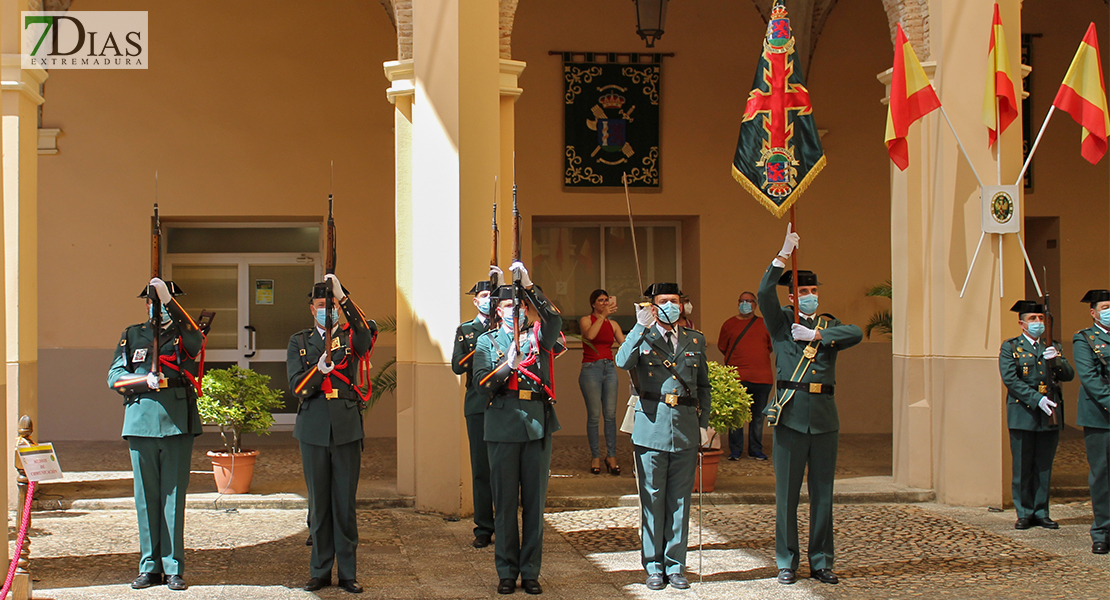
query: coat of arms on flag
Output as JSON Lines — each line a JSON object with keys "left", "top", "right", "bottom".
{"left": 732, "top": 0, "right": 826, "bottom": 217}
{"left": 563, "top": 52, "right": 661, "bottom": 188}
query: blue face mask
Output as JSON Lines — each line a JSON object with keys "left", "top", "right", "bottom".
{"left": 148, "top": 305, "right": 171, "bottom": 323}
{"left": 499, "top": 308, "right": 514, "bottom": 328}
{"left": 657, "top": 301, "right": 681, "bottom": 325}
{"left": 798, "top": 293, "right": 819, "bottom": 315}
{"left": 1026, "top": 321, "right": 1045, "bottom": 338}
{"left": 1100, "top": 308, "right": 1110, "bottom": 327}
{"left": 477, "top": 297, "right": 491, "bottom": 315}
{"left": 738, "top": 301, "right": 754, "bottom": 315}
{"left": 315, "top": 308, "right": 339, "bottom": 327}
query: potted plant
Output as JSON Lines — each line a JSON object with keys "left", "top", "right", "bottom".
{"left": 695, "top": 361, "right": 754, "bottom": 492}
{"left": 198, "top": 366, "right": 286, "bottom": 494}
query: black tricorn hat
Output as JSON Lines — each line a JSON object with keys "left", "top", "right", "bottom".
{"left": 492, "top": 285, "right": 516, "bottom": 302}
{"left": 1081, "top": 289, "right": 1110, "bottom": 304}
{"left": 777, "top": 270, "right": 821, "bottom": 287}
{"left": 467, "top": 281, "right": 493, "bottom": 295}
{"left": 138, "top": 281, "right": 184, "bottom": 299}
{"left": 1010, "top": 300, "right": 1045, "bottom": 315}
{"left": 644, "top": 283, "right": 683, "bottom": 297}
{"left": 309, "top": 281, "right": 351, "bottom": 299}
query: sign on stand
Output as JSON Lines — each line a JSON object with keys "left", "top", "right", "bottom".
{"left": 17, "top": 443, "right": 63, "bottom": 482}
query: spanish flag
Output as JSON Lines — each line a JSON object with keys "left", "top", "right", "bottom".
{"left": 981, "top": 3, "right": 1018, "bottom": 148}
{"left": 885, "top": 23, "right": 941, "bottom": 171}
{"left": 1052, "top": 23, "right": 1109, "bottom": 164}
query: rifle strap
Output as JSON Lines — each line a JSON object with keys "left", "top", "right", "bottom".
{"left": 766, "top": 317, "right": 827, "bottom": 427}
{"left": 1083, "top": 331, "right": 1110, "bottom": 378}
{"left": 723, "top": 318, "right": 757, "bottom": 366}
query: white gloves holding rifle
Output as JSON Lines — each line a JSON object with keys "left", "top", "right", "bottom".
{"left": 636, "top": 303, "right": 656, "bottom": 328}
{"left": 1043, "top": 346, "right": 1059, "bottom": 360}
{"left": 489, "top": 265, "right": 505, "bottom": 288}
{"left": 318, "top": 352, "right": 335, "bottom": 375}
{"left": 1038, "top": 396, "right": 1057, "bottom": 415}
{"left": 510, "top": 261, "right": 532, "bottom": 288}
{"left": 146, "top": 372, "right": 161, "bottom": 390}
{"left": 149, "top": 278, "right": 172, "bottom": 304}
{"left": 325, "top": 273, "right": 346, "bottom": 302}
{"left": 791, "top": 323, "right": 818, "bottom": 341}
{"left": 505, "top": 337, "right": 522, "bottom": 369}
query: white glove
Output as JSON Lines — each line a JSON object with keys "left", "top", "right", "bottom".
{"left": 146, "top": 372, "right": 161, "bottom": 390}
{"left": 1038, "top": 396, "right": 1057, "bottom": 415}
{"left": 791, "top": 323, "right": 817, "bottom": 341}
{"left": 489, "top": 265, "right": 505, "bottom": 288}
{"left": 700, "top": 427, "right": 710, "bottom": 447}
{"left": 505, "top": 338, "right": 521, "bottom": 369}
{"left": 779, "top": 223, "right": 800, "bottom": 258}
{"left": 636, "top": 303, "right": 655, "bottom": 328}
{"left": 1043, "top": 346, "right": 1059, "bottom": 360}
{"left": 509, "top": 261, "right": 532, "bottom": 288}
{"left": 325, "top": 274, "right": 346, "bottom": 302}
{"left": 317, "top": 352, "right": 335, "bottom": 375}
{"left": 149, "top": 278, "right": 172, "bottom": 304}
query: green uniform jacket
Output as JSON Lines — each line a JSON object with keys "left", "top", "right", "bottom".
{"left": 287, "top": 297, "right": 376, "bottom": 447}
{"left": 1073, "top": 324, "right": 1110, "bottom": 429}
{"left": 473, "top": 286, "right": 565, "bottom": 443}
{"left": 108, "top": 298, "right": 205, "bottom": 438}
{"left": 452, "top": 315, "right": 492, "bottom": 416}
{"left": 757, "top": 263, "right": 862, "bottom": 434}
{"left": 999, "top": 335, "right": 1074, "bottom": 431}
{"left": 615, "top": 323, "right": 711, "bottom": 452}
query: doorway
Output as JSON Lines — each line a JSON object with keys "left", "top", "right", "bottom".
{"left": 1024, "top": 216, "right": 1061, "bottom": 340}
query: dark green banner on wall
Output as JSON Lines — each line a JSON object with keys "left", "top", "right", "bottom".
{"left": 563, "top": 53, "right": 661, "bottom": 188}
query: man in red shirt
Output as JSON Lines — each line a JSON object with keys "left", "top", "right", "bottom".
{"left": 717, "top": 291, "right": 774, "bottom": 460}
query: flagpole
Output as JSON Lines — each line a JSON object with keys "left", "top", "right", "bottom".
{"left": 1015, "top": 106, "right": 1056, "bottom": 185}
{"left": 996, "top": 97, "right": 1003, "bottom": 185}
{"left": 939, "top": 106, "right": 985, "bottom": 188}
{"left": 998, "top": 233, "right": 1004, "bottom": 298}
{"left": 790, "top": 206, "right": 800, "bottom": 324}
{"left": 959, "top": 231, "right": 988, "bottom": 298}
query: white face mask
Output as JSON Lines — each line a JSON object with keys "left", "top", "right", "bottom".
{"left": 683, "top": 302, "right": 693, "bottom": 316}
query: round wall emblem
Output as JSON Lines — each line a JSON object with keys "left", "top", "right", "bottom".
{"left": 990, "top": 191, "right": 1014, "bottom": 224}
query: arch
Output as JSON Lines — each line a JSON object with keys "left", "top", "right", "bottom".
{"left": 881, "top": 0, "right": 930, "bottom": 59}
{"left": 382, "top": 0, "right": 518, "bottom": 60}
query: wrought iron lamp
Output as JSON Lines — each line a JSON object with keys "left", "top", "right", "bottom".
{"left": 633, "top": 0, "right": 669, "bottom": 48}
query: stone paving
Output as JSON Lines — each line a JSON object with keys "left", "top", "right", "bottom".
{"left": 15, "top": 500, "right": 1108, "bottom": 599}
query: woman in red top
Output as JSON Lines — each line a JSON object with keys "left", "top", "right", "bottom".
{"left": 579, "top": 289, "right": 626, "bottom": 475}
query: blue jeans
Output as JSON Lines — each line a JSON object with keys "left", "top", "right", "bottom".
{"left": 579, "top": 359, "right": 618, "bottom": 458}
{"left": 728, "top": 381, "right": 772, "bottom": 457}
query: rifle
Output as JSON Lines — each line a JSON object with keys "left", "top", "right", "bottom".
{"left": 324, "top": 162, "right": 337, "bottom": 367}
{"left": 490, "top": 176, "right": 499, "bottom": 293}
{"left": 1042, "top": 267, "right": 1058, "bottom": 425}
{"left": 511, "top": 160, "right": 522, "bottom": 351}
{"left": 150, "top": 200, "right": 164, "bottom": 388}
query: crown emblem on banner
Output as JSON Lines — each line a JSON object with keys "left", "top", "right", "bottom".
{"left": 599, "top": 91, "right": 626, "bottom": 109}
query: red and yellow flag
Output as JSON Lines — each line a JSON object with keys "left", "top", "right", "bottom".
{"left": 1053, "top": 23, "right": 1109, "bottom": 164}
{"left": 981, "top": 3, "right": 1018, "bottom": 148}
{"left": 885, "top": 24, "right": 941, "bottom": 171}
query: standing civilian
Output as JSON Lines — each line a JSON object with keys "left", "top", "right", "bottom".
{"left": 579, "top": 289, "right": 626, "bottom": 475}
{"left": 718, "top": 291, "right": 774, "bottom": 460}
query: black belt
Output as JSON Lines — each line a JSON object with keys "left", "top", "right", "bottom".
{"left": 161, "top": 377, "right": 188, "bottom": 389}
{"left": 506, "top": 389, "right": 551, "bottom": 403}
{"left": 640, "top": 391, "right": 699, "bottom": 408}
{"left": 777, "top": 380, "right": 834, "bottom": 395}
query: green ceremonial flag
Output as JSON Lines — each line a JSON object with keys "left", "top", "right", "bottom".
{"left": 732, "top": 0, "right": 826, "bottom": 218}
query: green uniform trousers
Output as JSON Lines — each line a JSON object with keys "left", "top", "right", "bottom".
{"left": 773, "top": 426, "right": 838, "bottom": 571}
{"left": 487, "top": 437, "right": 552, "bottom": 580}
{"left": 300, "top": 439, "right": 361, "bottom": 580}
{"left": 633, "top": 446, "right": 697, "bottom": 576}
{"left": 1085, "top": 427, "right": 1110, "bottom": 544}
{"left": 466, "top": 413, "right": 495, "bottom": 538}
{"left": 128, "top": 434, "right": 193, "bottom": 576}
{"left": 1009, "top": 429, "right": 1059, "bottom": 520}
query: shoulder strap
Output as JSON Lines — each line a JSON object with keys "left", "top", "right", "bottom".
{"left": 298, "top": 331, "right": 311, "bottom": 371}
{"left": 1083, "top": 330, "right": 1110, "bottom": 369}
{"left": 723, "top": 318, "right": 757, "bottom": 365}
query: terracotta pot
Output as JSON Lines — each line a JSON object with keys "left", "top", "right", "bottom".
{"left": 207, "top": 449, "right": 259, "bottom": 494}
{"left": 693, "top": 449, "right": 725, "bottom": 493}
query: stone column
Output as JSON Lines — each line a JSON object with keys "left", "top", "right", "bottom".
{"left": 0, "top": 0, "right": 8, "bottom": 569}
{"left": 884, "top": 0, "right": 1025, "bottom": 506}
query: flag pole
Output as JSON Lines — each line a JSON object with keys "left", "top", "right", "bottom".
{"left": 790, "top": 206, "right": 800, "bottom": 324}
{"left": 996, "top": 97, "right": 1003, "bottom": 185}
{"left": 998, "top": 233, "right": 1004, "bottom": 298}
{"left": 1015, "top": 106, "right": 1056, "bottom": 185}
{"left": 959, "top": 231, "right": 988, "bottom": 298}
{"left": 939, "top": 106, "right": 985, "bottom": 188}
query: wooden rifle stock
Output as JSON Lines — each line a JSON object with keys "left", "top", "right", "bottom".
{"left": 511, "top": 169, "right": 521, "bottom": 350}
{"left": 150, "top": 202, "right": 163, "bottom": 382}
{"left": 325, "top": 164, "right": 336, "bottom": 367}
{"left": 1043, "top": 273, "right": 1058, "bottom": 425}
{"left": 490, "top": 177, "right": 499, "bottom": 291}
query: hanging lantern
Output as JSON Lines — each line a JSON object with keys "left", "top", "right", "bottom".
{"left": 633, "top": 0, "right": 669, "bottom": 48}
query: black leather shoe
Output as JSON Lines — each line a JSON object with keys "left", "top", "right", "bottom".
{"left": 304, "top": 576, "right": 331, "bottom": 591}
{"left": 521, "top": 579, "right": 542, "bottom": 595}
{"left": 131, "top": 573, "right": 163, "bottom": 589}
{"left": 667, "top": 573, "right": 690, "bottom": 589}
{"left": 1035, "top": 517, "right": 1059, "bottom": 529}
{"left": 1015, "top": 517, "right": 1033, "bottom": 530}
{"left": 305, "top": 533, "right": 313, "bottom": 546}
{"left": 810, "top": 568, "right": 839, "bottom": 584}
{"left": 338, "top": 579, "right": 363, "bottom": 593}
{"left": 497, "top": 578, "right": 516, "bottom": 594}
{"left": 473, "top": 533, "right": 492, "bottom": 548}
{"left": 1094, "top": 541, "right": 1109, "bottom": 554}
{"left": 645, "top": 574, "right": 665, "bottom": 590}
{"left": 166, "top": 575, "right": 187, "bottom": 591}
{"left": 777, "top": 569, "right": 796, "bottom": 584}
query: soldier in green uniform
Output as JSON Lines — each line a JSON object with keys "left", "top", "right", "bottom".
{"left": 473, "top": 261, "right": 565, "bottom": 595}
{"left": 614, "top": 283, "right": 711, "bottom": 591}
{"left": 758, "top": 226, "right": 862, "bottom": 585}
{"left": 107, "top": 277, "right": 204, "bottom": 591}
{"left": 452, "top": 275, "right": 497, "bottom": 549}
{"left": 287, "top": 274, "right": 377, "bottom": 593}
{"left": 1072, "top": 289, "right": 1110, "bottom": 555}
{"left": 999, "top": 300, "right": 1074, "bottom": 530}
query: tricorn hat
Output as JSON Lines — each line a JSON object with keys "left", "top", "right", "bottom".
{"left": 777, "top": 270, "right": 821, "bottom": 287}
{"left": 1010, "top": 300, "right": 1045, "bottom": 315}
{"left": 467, "top": 280, "right": 493, "bottom": 296}
{"left": 1080, "top": 289, "right": 1110, "bottom": 304}
{"left": 138, "top": 281, "right": 184, "bottom": 299}
{"left": 644, "top": 282, "right": 683, "bottom": 297}
{"left": 310, "top": 282, "right": 330, "bottom": 299}
{"left": 492, "top": 285, "right": 516, "bottom": 302}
